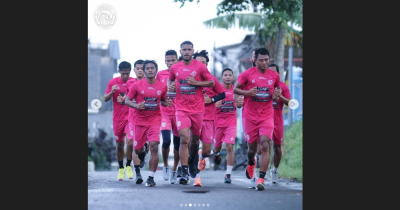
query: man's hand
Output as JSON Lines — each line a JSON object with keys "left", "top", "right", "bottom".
{"left": 166, "top": 98, "right": 173, "bottom": 106}
{"left": 111, "top": 84, "right": 118, "bottom": 93}
{"left": 186, "top": 76, "right": 197, "bottom": 85}
{"left": 168, "top": 81, "right": 176, "bottom": 92}
{"left": 236, "top": 95, "right": 244, "bottom": 108}
{"left": 247, "top": 87, "right": 257, "bottom": 97}
{"left": 215, "top": 100, "right": 222, "bottom": 108}
{"left": 137, "top": 101, "right": 145, "bottom": 109}
{"left": 273, "top": 87, "right": 281, "bottom": 100}
{"left": 204, "top": 94, "right": 212, "bottom": 104}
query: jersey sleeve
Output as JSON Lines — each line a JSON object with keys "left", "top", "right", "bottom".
{"left": 127, "top": 83, "right": 138, "bottom": 100}
{"left": 281, "top": 82, "right": 291, "bottom": 99}
{"left": 274, "top": 72, "right": 281, "bottom": 89}
{"left": 213, "top": 77, "right": 225, "bottom": 94}
{"left": 201, "top": 66, "right": 214, "bottom": 81}
{"left": 169, "top": 67, "right": 176, "bottom": 81}
{"left": 237, "top": 71, "right": 248, "bottom": 87}
{"left": 105, "top": 79, "right": 113, "bottom": 94}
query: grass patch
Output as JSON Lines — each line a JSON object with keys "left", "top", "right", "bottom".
{"left": 276, "top": 119, "right": 303, "bottom": 182}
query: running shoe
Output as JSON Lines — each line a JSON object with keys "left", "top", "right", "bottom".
{"left": 170, "top": 171, "right": 177, "bottom": 184}
{"left": 245, "top": 156, "right": 257, "bottom": 179}
{"left": 271, "top": 170, "right": 278, "bottom": 183}
{"left": 179, "top": 173, "right": 189, "bottom": 185}
{"left": 198, "top": 149, "right": 206, "bottom": 171}
{"left": 256, "top": 178, "right": 265, "bottom": 190}
{"left": 117, "top": 168, "right": 125, "bottom": 181}
{"left": 145, "top": 176, "right": 156, "bottom": 187}
{"left": 193, "top": 177, "right": 201, "bottom": 187}
{"left": 135, "top": 173, "right": 143, "bottom": 184}
{"left": 224, "top": 174, "right": 231, "bottom": 184}
{"left": 214, "top": 154, "right": 221, "bottom": 165}
{"left": 188, "top": 156, "right": 197, "bottom": 178}
{"left": 163, "top": 166, "right": 170, "bottom": 181}
{"left": 125, "top": 166, "right": 134, "bottom": 179}
{"left": 248, "top": 177, "right": 257, "bottom": 189}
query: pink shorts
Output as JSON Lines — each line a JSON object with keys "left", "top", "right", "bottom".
{"left": 200, "top": 120, "right": 214, "bottom": 144}
{"left": 113, "top": 120, "right": 129, "bottom": 142}
{"left": 242, "top": 118, "right": 274, "bottom": 144}
{"left": 127, "top": 121, "right": 135, "bottom": 140}
{"left": 160, "top": 114, "right": 179, "bottom": 136}
{"left": 175, "top": 110, "right": 203, "bottom": 136}
{"left": 272, "top": 124, "right": 284, "bottom": 145}
{"left": 133, "top": 124, "right": 160, "bottom": 150}
{"left": 214, "top": 126, "right": 236, "bottom": 147}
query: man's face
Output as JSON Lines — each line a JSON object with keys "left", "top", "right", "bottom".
{"left": 180, "top": 44, "right": 194, "bottom": 62}
{"left": 118, "top": 68, "right": 131, "bottom": 82}
{"left": 256, "top": 54, "right": 270, "bottom": 71}
{"left": 134, "top": 64, "right": 144, "bottom": 79}
{"left": 195, "top": 56, "right": 207, "bottom": 67}
{"left": 144, "top": 63, "right": 157, "bottom": 79}
{"left": 221, "top": 70, "right": 233, "bottom": 85}
{"left": 165, "top": 55, "right": 178, "bottom": 70}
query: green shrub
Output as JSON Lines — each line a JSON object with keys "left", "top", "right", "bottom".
{"left": 88, "top": 128, "right": 116, "bottom": 171}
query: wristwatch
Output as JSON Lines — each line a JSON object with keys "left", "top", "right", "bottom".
{"left": 211, "top": 97, "right": 215, "bottom": 102}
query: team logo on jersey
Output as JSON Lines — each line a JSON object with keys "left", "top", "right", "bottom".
{"left": 116, "top": 86, "right": 120, "bottom": 90}
{"left": 115, "top": 136, "right": 119, "bottom": 140}
{"left": 177, "top": 121, "right": 181, "bottom": 127}
{"left": 176, "top": 72, "right": 179, "bottom": 76}
{"left": 141, "top": 90, "right": 144, "bottom": 94}
{"left": 130, "top": 131, "right": 133, "bottom": 136}
{"left": 268, "top": 80, "right": 273, "bottom": 85}
{"left": 157, "top": 90, "right": 161, "bottom": 95}
{"left": 251, "top": 79, "right": 255, "bottom": 83}
{"left": 199, "top": 128, "right": 202, "bottom": 133}
{"left": 134, "top": 141, "right": 137, "bottom": 146}
{"left": 259, "top": 77, "right": 266, "bottom": 80}
{"left": 230, "top": 137, "right": 234, "bottom": 141}
{"left": 183, "top": 68, "right": 190, "bottom": 72}
{"left": 162, "top": 122, "right": 166, "bottom": 127}
{"left": 213, "top": 138, "right": 216, "bottom": 144}
{"left": 190, "top": 71, "right": 197, "bottom": 77}
{"left": 162, "top": 79, "right": 165, "bottom": 83}
{"left": 246, "top": 134, "right": 250, "bottom": 140}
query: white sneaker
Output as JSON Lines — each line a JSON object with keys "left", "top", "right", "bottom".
{"left": 163, "top": 166, "right": 170, "bottom": 181}
{"left": 170, "top": 171, "right": 177, "bottom": 184}
{"left": 271, "top": 170, "right": 278, "bottom": 183}
{"left": 248, "top": 177, "right": 257, "bottom": 189}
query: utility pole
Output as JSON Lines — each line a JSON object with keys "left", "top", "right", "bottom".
{"left": 287, "top": 46, "right": 293, "bottom": 126}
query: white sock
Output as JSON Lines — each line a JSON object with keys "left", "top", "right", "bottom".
{"left": 196, "top": 173, "right": 200, "bottom": 178}
{"left": 226, "top": 165, "right": 233, "bottom": 175}
{"left": 178, "top": 161, "right": 181, "bottom": 167}
{"left": 148, "top": 171, "right": 155, "bottom": 177}
{"left": 273, "top": 167, "right": 278, "bottom": 173}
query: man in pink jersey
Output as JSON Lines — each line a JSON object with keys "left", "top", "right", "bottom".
{"left": 233, "top": 48, "right": 281, "bottom": 190}
{"left": 268, "top": 63, "right": 291, "bottom": 184}
{"left": 192, "top": 50, "right": 225, "bottom": 187}
{"left": 104, "top": 61, "right": 135, "bottom": 181}
{"left": 124, "top": 59, "right": 146, "bottom": 184}
{"left": 125, "top": 60, "right": 172, "bottom": 187}
{"left": 156, "top": 49, "right": 181, "bottom": 184}
{"left": 168, "top": 40, "right": 215, "bottom": 185}
{"left": 213, "top": 68, "right": 243, "bottom": 184}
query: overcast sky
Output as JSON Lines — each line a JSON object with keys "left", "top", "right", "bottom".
{"left": 88, "top": 0, "right": 256, "bottom": 75}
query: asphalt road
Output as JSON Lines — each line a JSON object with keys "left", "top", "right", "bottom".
{"left": 88, "top": 167, "right": 302, "bottom": 210}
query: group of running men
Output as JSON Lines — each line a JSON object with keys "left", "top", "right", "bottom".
{"left": 103, "top": 40, "right": 291, "bottom": 190}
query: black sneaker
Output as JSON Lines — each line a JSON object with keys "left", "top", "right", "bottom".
{"left": 139, "top": 142, "right": 149, "bottom": 168}
{"left": 214, "top": 154, "right": 221, "bottom": 165}
{"left": 177, "top": 166, "right": 182, "bottom": 178}
{"left": 224, "top": 174, "right": 231, "bottom": 184}
{"left": 135, "top": 173, "right": 143, "bottom": 184}
{"left": 179, "top": 173, "right": 189, "bottom": 185}
{"left": 145, "top": 176, "right": 156, "bottom": 187}
{"left": 188, "top": 156, "right": 197, "bottom": 178}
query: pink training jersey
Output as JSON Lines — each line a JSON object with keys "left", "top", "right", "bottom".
{"left": 203, "top": 76, "right": 225, "bottom": 120}
{"left": 105, "top": 76, "right": 135, "bottom": 121}
{"left": 237, "top": 66, "right": 280, "bottom": 122}
{"left": 214, "top": 84, "right": 237, "bottom": 127}
{"left": 157, "top": 69, "right": 176, "bottom": 116}
{"left": 126, "top": 78, "right": 139, "bottom": 122}
{"left": 169, "top": 59, "right": 214, "bottom": 113}
{"left": 127, "top": 79, "right": 167, "bottom": 126}
{"left": 274, "top": 81, "right": 291, "bottom": 125}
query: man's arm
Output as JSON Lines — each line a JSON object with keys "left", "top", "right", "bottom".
{"left": 104, "top": 84, "right": 117, "bottom": 102}
{"left": 125, "top": 95, "right": 139, "bottom": 109}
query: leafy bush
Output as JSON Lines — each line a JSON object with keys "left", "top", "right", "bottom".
{"left": 88, "top": 128, "right": 116, "bottom": 171}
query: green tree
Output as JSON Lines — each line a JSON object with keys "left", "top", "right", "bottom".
{"left": 174, "top": 0, "right": 302, "bottom": 79}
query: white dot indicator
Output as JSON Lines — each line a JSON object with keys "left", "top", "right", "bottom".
{"left": 288, "top": 99, "right": 299, "bottom": 110}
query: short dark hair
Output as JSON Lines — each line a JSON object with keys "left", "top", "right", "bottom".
{"left": 180, "top": 40, "right": 193, "bottom": 48}
{"left": 143, "top": 60, "right": 158, "bottom": 71}
{"left": 134, "top": 59, "right": 144, "bottom": 67}
{"left": 118, "top": 61, "right": 131, "bottom": 70}
{"left": 193, "top": 50, "right": 209, "bottom": 63}
{"left": 268, "top": 63, "right": 279, "bottom": 73}
{"left": 255, "top": 48, "right": 270, "bottom": 60}
{"left": 221, "top": 68, "right": 233, "bottom": 75}
{"left": 165, "top": 50, "right": 178, "bottom": 58}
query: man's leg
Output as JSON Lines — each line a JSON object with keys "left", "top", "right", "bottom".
{"left": 178, "top": 127, "right": 190, "bottom": 184}
{"left": 161, "top": 130, "right": 171, "bottom": 181}
{"left": 170, "top": 135, "right": 180, "bottom": 184}
{"left": 225, "top": 143, "right": 235, "bottom": 183}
